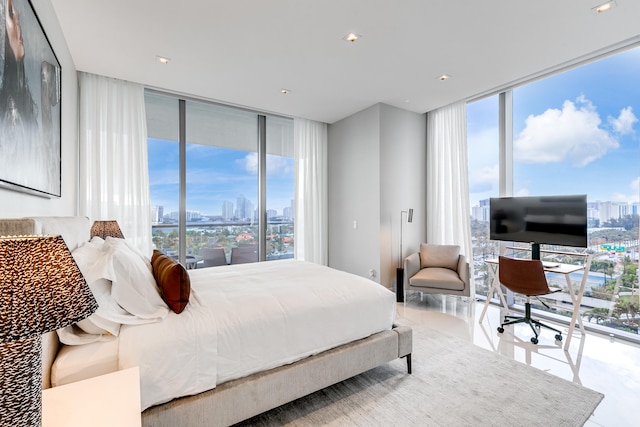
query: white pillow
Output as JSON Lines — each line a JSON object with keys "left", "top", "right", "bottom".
{"left": 69, "top": 237, "right": 169, "bottom": 343}
{"left": 71, "top": 239, "right": 121, "bottom": 337}
{"left": 72, "top": 237, "right": 110, "bottom": 284}
{"left": 103, "top": 237, "right": 169, "bottom": 322}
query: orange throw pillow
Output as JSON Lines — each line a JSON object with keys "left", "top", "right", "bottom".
{"left": 151, "top": 250, "right": 190, "bottom": 314}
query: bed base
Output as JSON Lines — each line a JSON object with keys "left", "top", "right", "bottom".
{"left": 142, "top": 325, "right": 412, "bottom": 427}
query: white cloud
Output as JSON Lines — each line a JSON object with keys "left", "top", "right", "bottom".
{"left": 514, "top": 96, "right": 619, "bottom": 167}
{"left": 469, "top": 163, "right": 498, "bottom": 193}
{"left": 608, "top": 106, "right": 638, "bottom": 135}
{"left": 515, "top": 188, "right": 530, "bottom": 197}
{"left": 611, "top": 177, "right": 640, "bottom": 203}
{"left": 266, "top": 155, "right": 294, "bottom": 176}
{"left": 239, "top": 153, "right": 294, "bottom": 176}
{"left": 241, "top": 153, "right": 259, "bottom": 174}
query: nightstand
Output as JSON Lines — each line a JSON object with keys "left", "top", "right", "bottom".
{"left": 42, "top": 367, "right": 141, "bottom": 427}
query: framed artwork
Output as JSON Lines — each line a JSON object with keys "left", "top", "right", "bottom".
{"left": 0, "top": 0, "right": 61, "bottom": 197}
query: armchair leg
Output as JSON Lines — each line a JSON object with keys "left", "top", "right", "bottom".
{"left": 405, "top": 354, "right": 412, "bottom": 374}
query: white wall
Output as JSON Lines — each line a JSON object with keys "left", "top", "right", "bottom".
{"left": 0, "top": 0, "right": 78, "bottom": 218}
{"left": 379, "top": 104, "right": 426, "bottom": 288}
{"left": 328, "top": 105, "right": 381, "bottom": 281}
{"left": 328, "top": 103, "right": 426, "bottom": 290}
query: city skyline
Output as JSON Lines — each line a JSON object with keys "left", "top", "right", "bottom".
{"left": 471, "top": 197, "right": 639, "bottom": 224}
{"left": 148, "top": 139, "right": 295, "bottom": 217}
{"left": 151, "top": 199, "right": 294, "bottom": 224}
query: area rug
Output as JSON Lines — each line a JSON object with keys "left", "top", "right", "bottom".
{"left": 236, "top": 325, "right": 604, "bottom": 426}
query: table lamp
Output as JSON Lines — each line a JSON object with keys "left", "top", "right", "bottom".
{"left": 90, "top": 220, "right": 124, "bottom": 239}
{"left": 0, "top": 235, "right": 98, "bottom": 426}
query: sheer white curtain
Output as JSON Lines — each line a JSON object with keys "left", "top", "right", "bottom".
{"left": 78, "top": 72, "right": 152, "bottom": 256}
{"left": 294, "top": 118, "right": 328, "bottom": 265}
{"left": 426, "top": 101, "right": 474, "bottom": 289}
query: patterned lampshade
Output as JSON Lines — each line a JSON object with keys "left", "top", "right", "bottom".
{"left": 0, "top": 235, "right": 98, "bottom": 425}
{"left": 90, "top": 220, "right": 125, "bottom": 239}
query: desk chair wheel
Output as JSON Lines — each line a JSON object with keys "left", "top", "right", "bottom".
{"left": 497, "top": 326, "right": 504, "bottom": 334}
{"left": 531, "top": 337, "right": 539, "bottom": 344}
{"left": 555, "top": 334, "right": 563, "bottom": 341}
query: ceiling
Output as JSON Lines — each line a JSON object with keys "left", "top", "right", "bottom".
{"left": 50, "top": 0, "right": 640, "bottom": 124}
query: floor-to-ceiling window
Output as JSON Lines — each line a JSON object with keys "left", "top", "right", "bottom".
{"left": 467, "top": 95, "right": 500, "bottom": 298}
{"left": 145, "top": 91, "right": 294, "bottom": 268}
{"left": 265, "top": 116, "right": 295, "bottom": 260}
{"left": 468, "top": 45, "right": 640, "bottom": 339}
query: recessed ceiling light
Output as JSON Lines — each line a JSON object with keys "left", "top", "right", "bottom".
{"left": 592, "top": 0, "right": 616, "bottom": 13}
{"left": 281, "top": 88, "right": 291, "bottom": 95}
{"left": 156, "top": 56, "right": 170, "bottom": 64}
{"left": 438, "top": 74, "right": 451, "bottom": 81}
{"left": 342, "top": 32, "right": 361, "bottom": 43}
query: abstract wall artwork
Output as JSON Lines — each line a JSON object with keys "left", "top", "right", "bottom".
{"left": 1, "top": 0, "right": 61, "bottom": 197}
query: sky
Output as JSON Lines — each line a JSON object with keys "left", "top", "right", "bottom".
{"left": 148, "top": 140, "right": 294, "bottom": 217}
{"left": 150, "top": 46, "right": 640, "bottom": 216}
{"left": 468, "top": 45, "right": 640, "bottom": 208}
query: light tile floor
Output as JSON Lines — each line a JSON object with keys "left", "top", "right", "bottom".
{"left": 396, "top": 292, "right": 640, "bottom": 427}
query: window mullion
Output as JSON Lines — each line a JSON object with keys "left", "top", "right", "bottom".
{"left": 179, "top": 99, "right": 187, "bottom": 264}
{"left": 258, "top": 115, "right": 267, "bottom": 261}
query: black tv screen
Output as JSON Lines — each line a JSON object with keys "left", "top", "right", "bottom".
{"left": 489, "top": 195, "right": 587, "bottom": 248}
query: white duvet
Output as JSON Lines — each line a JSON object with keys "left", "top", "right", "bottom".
{"left": 116, "top": 260, "right": 396, "bottom": 410}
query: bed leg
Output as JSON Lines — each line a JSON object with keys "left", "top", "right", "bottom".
{"left": 405, "top": 354, "right": 412, "bottom": 374}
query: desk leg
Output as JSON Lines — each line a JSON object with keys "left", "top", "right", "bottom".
{"left": 563, "top": 269, "right": 588, "bottom": 351}
{"left": 479, "top": 263, "right": 507, "bottom": 323}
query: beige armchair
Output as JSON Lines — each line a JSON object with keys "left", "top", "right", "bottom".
{"left": 403, "top": 243, "right": 470, "bottom": 299}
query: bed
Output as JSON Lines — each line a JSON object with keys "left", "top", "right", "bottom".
{"left": 0, "top": 216, "right": 412, "bottom": 426}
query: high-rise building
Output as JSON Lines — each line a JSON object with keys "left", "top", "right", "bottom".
{"left": 235, "top": 195, "right": 254, "bottom": 220}
{"left": 151, "top": 205, "right": 164, "bottom": 224}
{"left": 283, "top": 206, "right": 293, "bottom": 220}
{"left": 222, "top": 201, "right": 234, "bottom": 220}
{"left": 186, "top": 211, "right": 202, "bottom": 222}
{"left": 471, "top": 199, "right": 490, "bottom": 222}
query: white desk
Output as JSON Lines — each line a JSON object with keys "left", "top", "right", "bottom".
{"left": 479, "top": 249, "right": 592, "bottom": 351}
{"left": 43, "top": 367, "right": 141, "bottom": 427}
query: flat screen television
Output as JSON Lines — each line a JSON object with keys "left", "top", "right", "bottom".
{"left": 489, "top": 195, "right": 587, "bottom": 259}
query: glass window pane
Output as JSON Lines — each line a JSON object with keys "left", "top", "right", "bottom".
{"left": 467, "top": 95, "right": 500, "bottom": 297}
{"left": 146, "top": 92, "right": 180, "bottom": 258}
{"left": 146, "top": 92, "right": 297, "bottom": 270}
{"left": 266, "top": 116, "right": 294, "bottom": 260}
{"left": 512, "top": 46, "right": 640, "bottom": 334}
{"left": 185, "top": 100, "right": 259, "bottom": 267}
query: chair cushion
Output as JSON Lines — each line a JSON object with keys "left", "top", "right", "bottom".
{"left": 420, "top": 243, "right": 460, "bottom": 271}
{"left": 409, "top": 267, "right": 465, "bottom": 292}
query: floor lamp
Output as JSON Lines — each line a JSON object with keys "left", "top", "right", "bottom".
{"left": 396, "top": 208, "right": 413, "bottom": 303}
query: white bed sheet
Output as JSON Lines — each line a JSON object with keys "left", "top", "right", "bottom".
{"left": 52, "top": 339, "right": 119, "bottom": 386}
{"left": 55, "top": 260, "right": 396, "bottom": 411}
